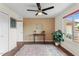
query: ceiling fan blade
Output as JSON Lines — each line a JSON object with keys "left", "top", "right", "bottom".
{"left": 36, "top": 3, "right": 41, "bottom": 10}
{"left": 27, "top": 9, "right": 38, "bottom": 12}
{"left": 42, "top": 6, "right": 54, "bottom": 11}
{"left": 35, "top": 13, "right": 38, "bottom": 16}
{"left": 42, "top": 12, "right": 48, "bottom": 15}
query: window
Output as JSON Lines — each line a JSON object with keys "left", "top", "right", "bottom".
{"left": 64, "top": 18, "right": 73, "bottom": 39}
{"left": 64, "top": 10, "right": 79, "bottom": 43}
{"left": 10, "top": 17, "right": 16, "bottom": 28}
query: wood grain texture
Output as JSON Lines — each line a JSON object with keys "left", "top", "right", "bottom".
{"left": 2, "top": 42, "right": 24, "bottom": 56}
{"left": 23, "top": 18, "right": 55, "bottom": 42}
{"left": 54, "top": 44, "right": 74, "bottom": 56}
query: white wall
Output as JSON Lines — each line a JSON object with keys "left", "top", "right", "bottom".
{"left": 17, "top": 22, "right": 23, "bottom": 42}
{"left": 55, "top": 4, "right": 79, "bottom": 55}
{"left": 0, "top": 12, "right": 9, "bottom": 55}
{"left": 0, "top": 4, "right": 23, "bottom": 51}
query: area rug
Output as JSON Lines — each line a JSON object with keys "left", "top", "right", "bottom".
{"left": 15, "top": 44, "right": 66, "bottom": 56}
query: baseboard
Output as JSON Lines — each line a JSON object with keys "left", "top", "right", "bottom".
{"left": 2, "top": 42, "right": 24, "bottom": 56}
{"left": 23, "top": 42, "right": 54, "bottom": 44}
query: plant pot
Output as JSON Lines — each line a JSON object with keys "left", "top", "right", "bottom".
{"left": 55, "top": 42, "right": 59, "bottom": 46}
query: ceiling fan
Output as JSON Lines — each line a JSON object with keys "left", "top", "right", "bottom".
{"left": 27, "top": 3, "right": 54, "bottom": 16}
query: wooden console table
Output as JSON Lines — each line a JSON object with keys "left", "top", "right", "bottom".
{"left": 33, "top": 33, "right": 45, "bottom": 43}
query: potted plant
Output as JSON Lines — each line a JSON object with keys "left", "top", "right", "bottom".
{"left": 52, "top": 30, "right": 64, "bottom": 46}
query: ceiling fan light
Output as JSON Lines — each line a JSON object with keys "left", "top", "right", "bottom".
{"left": 38, "top": 12, "right": 43, "bottom": 15}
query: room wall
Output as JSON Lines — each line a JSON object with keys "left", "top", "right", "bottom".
{"left": 23, "top": 18, "right": 55, "bottom": 42}
{"left": 0, "top": 4, "right": 23, "bottom": 51}
{"left": 55, "top": 4, "right": 79, "bottom": 55}
{"left": 17, "top": 21, "right": 23, "bottom": 42}
{"left": 0, "top": 12, "right": 9, "bottom": 55}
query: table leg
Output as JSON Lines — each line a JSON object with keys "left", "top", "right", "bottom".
{"left": 34, "top": 35, "right": 35, "bottom": 43}
{"left": 43, "top": 35, "right": 45, "bottom": 43}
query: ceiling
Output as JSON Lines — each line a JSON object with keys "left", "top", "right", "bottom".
{"left": 4, "top": 3, "right": 72, "bottom": 18}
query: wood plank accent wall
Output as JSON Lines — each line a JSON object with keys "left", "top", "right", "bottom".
{"left": 23, "top": 18, "right": 55, "bottom": 42}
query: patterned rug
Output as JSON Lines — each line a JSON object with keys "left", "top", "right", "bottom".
{"left": 15, "top": 44, "right": 67, "bottom": 56}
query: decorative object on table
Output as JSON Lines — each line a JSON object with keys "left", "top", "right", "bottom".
{"left": 33, "top": 30, "right": 36, "bottom": 34}
{"left": 51, "top": 30, "right": 64, "bottom": 46}
{"left": 41, "top": 31, "right": 45, "bottom": 34}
